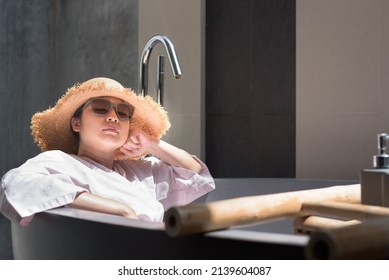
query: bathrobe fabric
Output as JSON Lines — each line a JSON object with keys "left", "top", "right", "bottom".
{"left": 0, "top": 150, "right": 215, "bottom": 226}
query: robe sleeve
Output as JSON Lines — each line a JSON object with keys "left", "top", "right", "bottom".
{"left": 149, "top": 156, "right": 215, "bottom": 210}
{"left": 0, "top": 151, "right": 89, "bottom": 226}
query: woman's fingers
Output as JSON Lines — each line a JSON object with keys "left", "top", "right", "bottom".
{"left": 130, "top": 135, "right": 140, "bottom": 144}
{"left": 119, "top": 146, "right": 144, "bottom": 158}
{"left": 122, "top": 137, "right": 140, "bottom": 150}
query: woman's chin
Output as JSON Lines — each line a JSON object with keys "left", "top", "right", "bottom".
{"left": 95, "top": 142, "right": 125, "bottom": 155}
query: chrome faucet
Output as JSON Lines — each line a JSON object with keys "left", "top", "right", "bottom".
{"left": 139, "top": 35, "right": 182, "bottom": 105}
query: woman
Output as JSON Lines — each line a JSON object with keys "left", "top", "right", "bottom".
{"left": 0, "top": 77, "right": 215, "bottom": 226}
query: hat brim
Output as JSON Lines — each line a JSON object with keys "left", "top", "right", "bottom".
{"left": 31, "top": 77, "right": 170, "bottom": 157}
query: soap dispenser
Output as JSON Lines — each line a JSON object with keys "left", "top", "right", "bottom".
{"left": 361, "top": 133, "right": 389, "bottom": 206}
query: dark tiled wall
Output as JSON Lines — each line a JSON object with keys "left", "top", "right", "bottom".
{"left": 0, "top": 0, "right": 138, "bottom": 259}
{"left": 206, "top": 0, "right": 296, "bottom": 178}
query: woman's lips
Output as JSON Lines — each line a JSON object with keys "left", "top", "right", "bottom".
{"left": 102, "top": 127, "right": 119, "bottom": 133}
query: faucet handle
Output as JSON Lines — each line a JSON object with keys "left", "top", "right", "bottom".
{"left": 373, "top": 133, "right": 389, "bottom": 168}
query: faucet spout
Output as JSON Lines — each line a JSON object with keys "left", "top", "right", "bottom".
{"left": 139, "top": 34, "right": 182, "bottom": 98}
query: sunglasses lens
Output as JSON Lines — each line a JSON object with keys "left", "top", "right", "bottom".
{"left": 91, "top": 99, "right": 111, "bottom": 115}
{"left": 117, "top": 104, "right": 134, "bottom": 120}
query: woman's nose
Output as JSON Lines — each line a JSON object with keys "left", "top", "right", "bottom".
{"left": 106, "top": 109, "right": 119, "bottom": 122}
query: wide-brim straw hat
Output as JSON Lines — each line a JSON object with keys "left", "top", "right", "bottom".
{"left": 31, "top": 77, "right": 170, "bottom": 157}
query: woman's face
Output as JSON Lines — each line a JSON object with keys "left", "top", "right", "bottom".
{"left": 71, "top": 96, "right": 131, "bottom": 153}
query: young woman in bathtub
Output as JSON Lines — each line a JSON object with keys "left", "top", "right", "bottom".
{"left": 0, "top": 77, "right": 215, "bottom": 226}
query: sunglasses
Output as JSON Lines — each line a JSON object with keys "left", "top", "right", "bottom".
{"left": 77, "top": 98, "right": 135, "bottom": 121}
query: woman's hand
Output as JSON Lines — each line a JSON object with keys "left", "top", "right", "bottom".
{"left": 119, "top": 128, "right": 202, "bottom": 173}
{"left": 118, "top": 128, "right": 158, "bottom": 159}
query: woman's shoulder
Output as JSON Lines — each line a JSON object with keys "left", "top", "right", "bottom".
{"left": 28, "top": 150, "right": 73, "bottom": 161}
{"left": 3, "top": 150, "right": 80, "bottom": 179}
{"left": 21, "top": 150, "right": 79, "bottom": 167}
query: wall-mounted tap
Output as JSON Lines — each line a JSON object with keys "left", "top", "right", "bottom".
{"left": 139, "top": 34, "right": 182, "bottom": 105}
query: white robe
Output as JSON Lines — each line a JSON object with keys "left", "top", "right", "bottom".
{"left": 0, "top": 150, "right": 215, "bottom": 226}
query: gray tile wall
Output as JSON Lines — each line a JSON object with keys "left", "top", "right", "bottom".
{"left": 0, "top": 0, "right": 138, "bottom": 259}
{"left": 206, "top": 0, "right": 296, "bottom": 177}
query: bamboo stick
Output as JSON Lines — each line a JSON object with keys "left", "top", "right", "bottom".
{"left": 300, "top": 201, "right": 389, "bottom": 259}
{"left": 300, "top": 201, "right": 389, "bottom": 220}
{"left": 293, "top": 215, "right": 360, "bottom": 234}
{"left": 165, "top": 184, "right": 360, "bottom": 237}
{"left": 306, "top": 217, "right": 389, "bottom": 259}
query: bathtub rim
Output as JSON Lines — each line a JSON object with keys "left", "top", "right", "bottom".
{"left": 39, "top": 206, "right": 309, "bottom": 247}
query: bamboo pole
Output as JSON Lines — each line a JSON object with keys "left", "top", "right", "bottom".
{"left": 300, "top": 201, "right": 389, "bottom": 221}
{"left": 299, "top": 201, "right": 389, "bottom": 259}
{"left": 293, "top": 215, "right": 360, "bottom": 234}
{"left": 306, "top": 217, "right": 389, "bottom": 259}
{"left": 165, "top": 184, "right": 360, "bottom": 237}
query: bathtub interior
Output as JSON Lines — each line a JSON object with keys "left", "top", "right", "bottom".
{"left": 10, "top": 177, "right": 358, "bottom": 259}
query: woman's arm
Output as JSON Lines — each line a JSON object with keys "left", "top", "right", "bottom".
{"left": 68, "top": 192, "right": 138, "bottom": 219}
{"left": 119, "top": 128, "right": 202, "bottom": 173}
{"left": 148, "top": 140, "right": 202, "bottom": 173}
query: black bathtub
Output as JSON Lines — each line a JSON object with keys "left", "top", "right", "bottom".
{"left": 11, "top": 178, "right": 357, "bottom": 259}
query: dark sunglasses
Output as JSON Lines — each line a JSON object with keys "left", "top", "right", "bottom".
{"left": 77, "top": 98, "right": 135, "bottom": 121}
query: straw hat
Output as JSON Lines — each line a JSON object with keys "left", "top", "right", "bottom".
{"left": 31, "top": 77, "right": 171, "bottom": 156}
